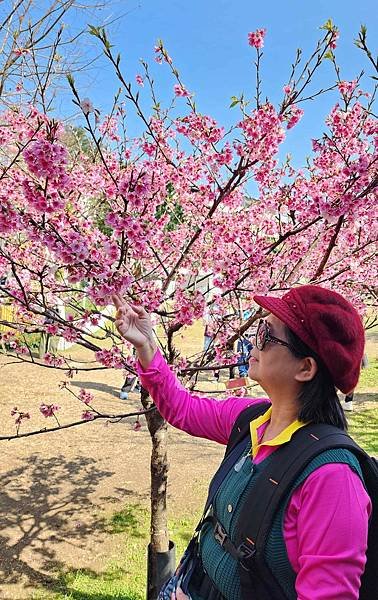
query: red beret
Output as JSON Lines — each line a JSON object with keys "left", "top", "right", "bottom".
{"left": 253, "top": 285, "right": 365, "bottom": 394}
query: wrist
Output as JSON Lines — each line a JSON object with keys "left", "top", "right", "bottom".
{"left": 135, "top": 338, "right": 157, "bottom": 352}
{"left": 136, "top": 339, "right": 157, "bottom": 370}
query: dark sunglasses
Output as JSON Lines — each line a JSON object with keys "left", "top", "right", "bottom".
{"left": 255, "top": 319, "right": 296, "bottom": 352}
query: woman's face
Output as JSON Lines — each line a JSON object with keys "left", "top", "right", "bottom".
{"left": 248, "top": 314, "right": 304, "bottom": 394}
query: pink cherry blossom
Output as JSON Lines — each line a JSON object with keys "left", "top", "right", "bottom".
{"left": 40, "top": 403, "right": 60, "bottom": 418}
{"left": 286, "top": 105, "right": 304, "bottom": 129}
{"left": 80, "top": 98, "right": 94, "bottom": 115}
{"left": 135, "top": 74, "right": 144, "bottom": 86}
{"left": 330, "top": 31, "right": 339, "bottom": 49}
{"left": 82, "top": 410, "right": 95, "bottom": 421}
{"left": 12, "top": 48, "right": 31, "bottom": 56}
{"left": 248, "top": 28, "right": 267, "bottom": 49}
{"left": 11, "top": 407, "right": 31, "bottom": 426}
{"left": 338, "top": 80, "right": 357, "bottom": 97}
{"left": 78, "top": 389, "right": 94, "bottom": 405}
{"left": 44, "top": 353, "right": 65, "bottom": 367}
{"left": 174, "top": 84, "right": 191, "bottom": 98}
{"left": 23, "top": 140, "right": 68, "bottom": 183}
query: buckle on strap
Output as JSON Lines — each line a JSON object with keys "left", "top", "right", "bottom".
{"left": 213, "top": 521, "right": 228, "bottom": 546}
{"left": 237, "top": 539, "right": 256, "bottom": 571}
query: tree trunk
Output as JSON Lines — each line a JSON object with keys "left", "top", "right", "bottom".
{"left": 149, "top": 411, "right": 169, "bottom": 552}
{"left": 141, "top": 387, "right": 174, "bottom": 599}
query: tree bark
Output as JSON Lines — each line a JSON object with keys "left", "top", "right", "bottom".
{"left": 141, "top": 387, "right": 169, "bottom": 553}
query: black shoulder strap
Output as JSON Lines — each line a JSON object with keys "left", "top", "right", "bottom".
{"left": 236, "top": 424, "right": 368, "bottom": 550}
{"left": 235, "top": 423, "right": 377, "bottom": 600}
{"left": 225, "top": 401, "right": 271, "bottom": 458}
{"left": 203, "top": 401, "right": 271, "bottom": 515}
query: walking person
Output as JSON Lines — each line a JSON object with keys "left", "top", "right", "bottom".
{"left": 236, "top": 334, "right": 253, "bottom": 378}
{"left": 113, "top": 285, "right": 372, "bottom": 600}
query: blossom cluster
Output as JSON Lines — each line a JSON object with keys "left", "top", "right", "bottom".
{"left": 248, "top": 28, "right": 266, "bottom": 49}
{"left": 23, "top": 139, "right": 69, "bottom": 185}
{"left": 1, "top": 31, "right": 377, "bottom": 435}
{"left": 174, "top": 84, "right": 191, "bottom": 97}
{"left": 95, "top": 347, "right": 125, "bottom": 369}
{"left": 78, "top": 389, "right": 94, "bottom": 405}
{"left": 40, "top": 403, "right": 60, "bottom": 418}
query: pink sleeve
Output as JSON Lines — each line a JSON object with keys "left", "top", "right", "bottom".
{"left": 136, "top": 349, "right": 267, "bottom": 444}
{"left": 284, "top": 463, "right": 372, "bottom": 600}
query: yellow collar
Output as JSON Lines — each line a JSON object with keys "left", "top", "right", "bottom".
{"left": 250, "top": 406, "right": 307, "bottom": 459}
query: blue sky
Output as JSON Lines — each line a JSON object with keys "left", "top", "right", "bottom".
{"left": 68, "top": 0, "right": 377, "bottom": 167}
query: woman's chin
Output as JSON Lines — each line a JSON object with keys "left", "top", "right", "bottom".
{"left": 247, "top": 368, "right": 258, "bottom": 382}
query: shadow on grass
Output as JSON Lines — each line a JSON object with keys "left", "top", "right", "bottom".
{"left": 0, "top": 455, "right": 150, "bottom": 600}
{"left": 105, "top": 504, "right": 148, "bottom": 537}
{"left": 25, "top": 502, "right": 150, "bottom": 598}
{"left": 46, "top": 566, "right": 142, "bottom": 600}
{"left": 40, "top": 503, "right": 151, "bottom": 599}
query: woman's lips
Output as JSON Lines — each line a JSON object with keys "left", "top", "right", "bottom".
{"left": 249, "top": 356, "right": 258, "bottom": 364}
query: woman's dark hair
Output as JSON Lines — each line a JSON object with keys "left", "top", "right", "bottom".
{"left": 286, "top": 327, "right": 347, "bottom": 430}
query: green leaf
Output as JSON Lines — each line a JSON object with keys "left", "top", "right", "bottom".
{"left": 88, "top": 24, "right": 99, "bottom": 37}
{"left": 323, "top": 51, "right": 334, "bottom": 61}
{"left": 320, "top": 18, "right": 334, "bottom": 31}
{"left": 360, "top": 24, "right": 367, "bottom": 37}
{"left": 229, "top": 96, "right": 240, "bottom": 108}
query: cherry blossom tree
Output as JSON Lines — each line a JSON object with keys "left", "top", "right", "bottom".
{"left": 0, "top": 14, "right": 377, "bottom": 596}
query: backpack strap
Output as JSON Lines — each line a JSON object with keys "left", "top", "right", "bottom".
{"left": 225, "top": 401, "right": 271, "bottom": 458}
{"left": 202, "top": 402, "right": 270, "bottom": 515}
{"left": 234, "top": 423, "right": 374, "bottom": 600}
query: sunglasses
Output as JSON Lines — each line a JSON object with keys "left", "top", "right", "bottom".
{"left": 255, "top": 319, "right": 296, "bottom": 352}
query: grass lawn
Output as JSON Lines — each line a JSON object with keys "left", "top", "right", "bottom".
{"left": 31, "top": 505, "right": 201, "bottom": 600}
{"left": 348, "top": 407, "right": 378, "bottom": 454}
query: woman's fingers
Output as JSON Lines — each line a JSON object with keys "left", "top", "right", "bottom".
{"left": 112, "top": 293, "right": 124, "bottom": 308}
{"left": 131, "top": 304, "right": 147, "bottom": 317}
{"left": 114, "top": 318, "right": 127, "bottom": 332}
{"left": 112, "top": 295, "right": 145, "bottom": 318}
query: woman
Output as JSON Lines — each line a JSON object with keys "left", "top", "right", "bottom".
{"left": 113, "top": 285, "right": 371, "bottom": 600}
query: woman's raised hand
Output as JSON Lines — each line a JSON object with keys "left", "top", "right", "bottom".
{"left": 112, "top": 294, "right": 157, "bottom": 360}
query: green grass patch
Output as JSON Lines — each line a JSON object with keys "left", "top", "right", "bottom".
{"left": 357, "top": 359, "right": 378, "bottom": 390}
{"left": 106, "top": 504, "right": 148, "bottom": 537}
{"left": 348, "top": 408, "right": 378, "bottom": 455}
{"left": 32, "top": 503, "right": 200, "bottom": 600}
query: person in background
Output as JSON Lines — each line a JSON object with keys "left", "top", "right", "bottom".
{"left": 119, "top": 374, "right": 140, "bottom": 400}
{"left": 38, "top": 307, "right": 58, "bottom": 358}
{"left": 236, "top": 334, "right": 253, "bottom": 377}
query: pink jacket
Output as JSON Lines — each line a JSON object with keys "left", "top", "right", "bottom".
{"left": 137, "top": 350, "right": 371, "bottom": 600}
